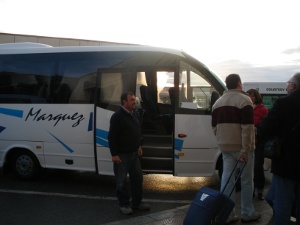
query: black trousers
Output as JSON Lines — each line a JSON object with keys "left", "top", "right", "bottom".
{"left": 254, "top": 143, "right": 265, "bottom": 190}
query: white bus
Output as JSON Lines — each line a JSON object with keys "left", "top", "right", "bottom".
{"left": 243, "top": 82, "right": 287, "bottom": 109}
{"left": 0, "top": 42, "right": 225, "bottom": 180}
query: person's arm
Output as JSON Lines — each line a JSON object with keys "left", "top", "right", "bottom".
{"left": 239, "top": 104, "right": 254, "bottom": 161}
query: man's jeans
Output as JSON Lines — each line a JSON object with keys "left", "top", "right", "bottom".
{"left": 221, "top": 152, "right": 255, "bottom": 217}
{"left": 113, "top": 152, "right": 143, "bottom": 207}
{"left": 272, "top": 174, "right": 300, "bottom": 225}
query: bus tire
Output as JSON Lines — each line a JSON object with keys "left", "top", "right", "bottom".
{"left": 10, "top": 150, "right": 41, "bottom": 181}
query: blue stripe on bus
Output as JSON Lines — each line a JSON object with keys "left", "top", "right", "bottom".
{"left": 96, "top": 136, "right": 109, "bottom": 147}
{"left": 88, "top": 112, "right": 93, "bottom": 131}
{"left": 96, "top": 128, "right": 109, "bottom": 147}
{"left": 0, "top": 126, "right": 6, "bottom": 133}
{"left": 0, "top": 107, "right": 23, "bottom": 118}
{"left": 174, "top": 138, "right": 183, "bottom": 151}
{"left": 48, "top": 132, "right": 74, "bottom": 153}
{"left": 96, "top": 129, "right": 108, "bottom": 140}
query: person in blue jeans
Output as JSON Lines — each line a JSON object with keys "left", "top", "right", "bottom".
{"left": 260, "top": 73, "right": 300, "bottom": 225}
{"left": 108, "top": 92, "right": 150, "bottom": 215}
{"left": 212, "top": 74, "right": 261, "bottom": 224}
{"left": 265, "top": 180, "right": 297, "bottom": 220}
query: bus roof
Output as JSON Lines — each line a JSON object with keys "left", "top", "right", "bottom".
{"left": 0, "top": 42, "right": 186, "bottom": 57}
{"left": 0, "top": 42, "right": 226, "bottom": 92}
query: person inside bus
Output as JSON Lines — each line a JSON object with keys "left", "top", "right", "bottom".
{"left": 246, "top": 89, "right": 268, "bottom": 200}
{"left": 212, "top": 74, "right": 261, "bottom": 223}
{"left": 259, "top": 73, "right": 300, "bottom": 225}
{"left": 108, "top": 92, "right": 150, "bottom": 215}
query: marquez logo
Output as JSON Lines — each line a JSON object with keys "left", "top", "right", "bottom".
{"left": 25, "top": 107, "right": 85, "bottom": 127}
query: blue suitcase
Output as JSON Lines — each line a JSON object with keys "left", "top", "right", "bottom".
{"left": 183, "top": 161, "right": 246, "bottom": 225}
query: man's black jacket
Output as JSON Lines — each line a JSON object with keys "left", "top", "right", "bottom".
{"left": 259, "top": 89, "right": 300, "bottom": 181}
{"left": 108, "top": 107, "right": 141, "bottom": 156}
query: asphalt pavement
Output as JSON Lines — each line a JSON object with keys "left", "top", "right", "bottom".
{"left": 105, "top": 171, "right": 297, "bottom": 225}
{"left": 104, "top": 194, "right": 275, "bottom": 225}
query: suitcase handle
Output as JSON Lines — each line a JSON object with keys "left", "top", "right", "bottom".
{"left": 221, "top": 160, "right": 247, "bottom": 198}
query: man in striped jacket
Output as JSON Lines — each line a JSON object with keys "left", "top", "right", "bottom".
{"left": 212, "top": 74, "right": 261, "bottom": 223}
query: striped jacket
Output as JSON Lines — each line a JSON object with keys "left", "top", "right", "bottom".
{"left": 212, "top": 89, "right": 255, "bottom": 160}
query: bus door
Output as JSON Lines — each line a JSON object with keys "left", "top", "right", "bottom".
{"left": 95, "top": 68, "right": 139, "bottom": 175}
{"left": 173, "top": 62, "right": 220, "bottom": 177}
{"left": 138, "top": 68, "right": 176, "bottom": 174}
{"left": 95, "top": 68, "right": 177, "bottom": 175}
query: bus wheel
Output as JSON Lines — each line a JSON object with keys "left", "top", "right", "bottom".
{"left": 11, "top": 150, "right": 41, "bottom": 181}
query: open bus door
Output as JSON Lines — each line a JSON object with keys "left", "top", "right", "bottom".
{"left": 95, "top": 67, "right": 221, "bottom": 177}
{"left": 172, "top": 63, "right": 221, "bottom": 177}
{"left": 95, "top": 68, "right": 176, "bottom": 176}
{"left": 172, "top": 95, "right": 220, "bottom": 177}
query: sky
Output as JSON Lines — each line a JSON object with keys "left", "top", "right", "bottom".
{"left": 1, "top": 0, "right": 300, "bottom": 82}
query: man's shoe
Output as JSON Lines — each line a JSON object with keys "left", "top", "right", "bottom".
{"left": 290, "top": 216, "right": 296, "bottom": 222}
{"left": 132, "top": 202, "right": 150, "bottom": 211}
{"left": 120, "top": 206, "right": 132, "bottom": 215}
{"left": 241, "top": 212, "right": 261, "bottom": 222}
{"left": 226, "top": 215, "right": 239, "bottom": 224}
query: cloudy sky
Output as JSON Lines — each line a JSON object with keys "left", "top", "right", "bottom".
{"left": 1, "top": 0, "right": 300, "bottom": 82}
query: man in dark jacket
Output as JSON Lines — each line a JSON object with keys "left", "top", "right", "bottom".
{"left": 108, "top": 92, "right": 150, "bottom": 215}
{"left": 260, "top": 73, "right": 300, "bottom": 224}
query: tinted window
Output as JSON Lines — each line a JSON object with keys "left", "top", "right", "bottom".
{"left": 0, "top": 51, "right": 178, "bottom": 104}
{"left": 0, "top": 54, "right": 56, "bottom": 103}
{"left": 97, "top": 70, "right": 136, "bottom": 110}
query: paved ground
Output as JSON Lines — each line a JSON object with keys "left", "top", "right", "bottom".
{"left": 105, "top": 171, "right": 297, "bottom": 225}
{"left": 105, "top": 197, "right": 275, "bottom": 225}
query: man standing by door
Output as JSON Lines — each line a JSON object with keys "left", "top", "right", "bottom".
{"left": 108, "top": 92, "right": 150, "bottom": 215}
{"left": 212, "top": 74, "right": 260, "bottom": 223}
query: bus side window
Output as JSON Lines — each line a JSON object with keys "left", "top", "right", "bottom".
{"left": 135, "top": 72, "right": 147, "bottom": 104}
{"left": 97, "top": 71, "right": 136, "bottom": 110}
{"left": 179, "top": 61, "right": 215, "bottom": 110}
{"left": 0, "top": 55, "right": 55, "bottom": 103}
{"left": 157, "top": 72, "right": 174, "bottom": 105}
{"left": 69, "top": 73, "right": 96, "bottom": 103}
{"left": 58, "top": 59, "right": 99, "bottom": 104}
{"left": 0, "top": 74, "right": 14, "bottom": 94}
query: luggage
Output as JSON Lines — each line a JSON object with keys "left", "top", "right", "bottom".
{"left": 183, "top": 161, "right": 246, "bottom": 225}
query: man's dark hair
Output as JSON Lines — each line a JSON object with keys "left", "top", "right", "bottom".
{"left": 225, "top": 74, "right": 241, "bottom": 89}
{"left": 120, "top": 92, "right": 134, "bottom": 105}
